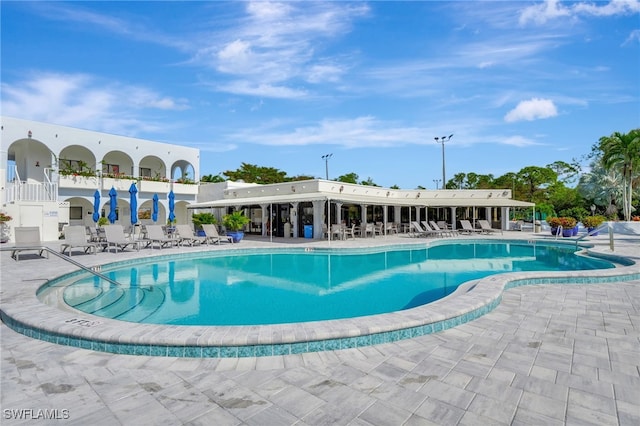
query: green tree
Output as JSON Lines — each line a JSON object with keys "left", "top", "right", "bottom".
{"left": 201, "top": 173, "right": 225, "bottom": 183}
{"left": 337, "top": 173, "right": 359, "bottom": 184}
{"left": 546, "top": 160, "right": 580, "bottom": 185}
{"left": 476, "top": 174, "right": 495, "bottom": 189}
{"left": 452, "top": 172, "right": 466, "bottom": 189}
{"left": 598, "top": 129, "right": 640, "bottom": 221}
{"left": 517, "top": 166, "right": 557, "bottom": 202}
{"left": 223, "top": 163, "right": 288, "bottom": 184}
{"left": 359, "top": 177, "right": 379, "bottom": 186}
{"left": 577, "top": 157, "right": 625, "bottom": 217}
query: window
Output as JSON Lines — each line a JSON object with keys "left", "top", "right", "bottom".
{"left": 102, "top": 164, "right": 120, "bottom": 174}
{"left": 139, "top": 167, "right": 151, "bottom": 178}
{"left": 69, "top": 206, "right": 83, "bottom": 220}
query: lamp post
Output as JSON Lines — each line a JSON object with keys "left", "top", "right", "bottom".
{"left": 591, "top": 204, "right": 596, "bottom": 215}
{"left": 321, "top": 153, "right": 333, "bottom": 180}
{"left": 434, "top": 134, "right": 453, "bottom": 188}
{"left": 433, "top": 179, "right": 441, "bottom": 190}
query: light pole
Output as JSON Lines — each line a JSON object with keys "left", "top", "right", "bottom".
{"left": 321, "top": 153, "right": 333, "bottom": 180}
{"left": 433, "top": 179, "right": 441, "bottom": 190}
{"left": 434, "top": 134, "right": 453, "bottom": 188}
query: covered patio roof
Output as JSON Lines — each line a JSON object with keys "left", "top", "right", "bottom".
{"left": 188, "top": 188, "right": 535, "bottom": 210}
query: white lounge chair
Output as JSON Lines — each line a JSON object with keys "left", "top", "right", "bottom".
{"left": 11, "top": 227, "right": 48, "bottom": 261}
{"left": 429, "top": 220, "right": 458, "bottom": 236}
{"left": 174, "top": 224, "right": 206, "bottom": 246}
{"left": 144, "top": 225, "right": 177, "bottom": 249}
{"left": 409, "top": 221, "right": 435, "bottom": 238}
{"left": 459, "top": 220, "right": 483, "bottom": 234}
{"left": 103, "top": 225, "right": 141, "bottom": 253}
{"left": 478, "top": 220, "right": 502, "bottom": 234}
{"left": 202, "top": 224, "right": 233, "bottom": 244}
{"left": 60, "top": 225, "right": 98, "bottom": 256}
{"left": 422, "top": 221, "right": 447, "bottom": 237}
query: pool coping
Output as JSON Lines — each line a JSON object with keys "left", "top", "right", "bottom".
{"left": 2, "top": 237, "right": 639, "bottom": 358}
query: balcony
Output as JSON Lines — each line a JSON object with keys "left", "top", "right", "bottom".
{"left": 59, "top": 175, "right": 99, "bottom": 190}
{"left": 173, "top": 182, "right": 199, "bottom": 195}
{"left": 138, "top": 179, "right": 171, "bottom": 194}
{"left": 102, "top": 177, "right": 137, "bottom": 191}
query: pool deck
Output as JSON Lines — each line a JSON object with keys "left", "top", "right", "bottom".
{"left": 1, "top": 231, "right": 639, "bottom": 425}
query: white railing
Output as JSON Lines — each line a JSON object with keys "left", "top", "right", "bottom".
{"left": 5, "top": 165, "right": 58, "bottom": 203}
{"left": 6, "top": 181, "right": 58, "bottom": 203}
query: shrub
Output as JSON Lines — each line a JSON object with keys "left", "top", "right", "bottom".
{"left": 546, "top": 217, "right": 561, "bottom": 228}
{"left": 223, "top": 211, "right": 250, "bottom": 231}
{"left": 191, "top": 212, "right": 217, "bottom": 230}
{"left": 582, "top": 215, "right": 606, "bottom": 228}
{"left": 558, "top": 217, "right": 577, "bottom": 228}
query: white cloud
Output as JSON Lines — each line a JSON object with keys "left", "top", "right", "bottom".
{"left": 194, "top": 1, "right": 369, "bottom": 97}
{"left": 499, "top": 136, "right": 543, "bottom": 147}
{"left": 227, "top": 116, "right": 424, "bottom": 148}
{"left": 519, "top": 0, "right": 640, "bottom": 26}
{"left": 504, "top": 98, "right": 558, "bottom": 122}
{"left": 1, "top": 72, "right": 188, "bottom": 135}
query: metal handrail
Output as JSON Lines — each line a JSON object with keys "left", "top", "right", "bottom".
{"left": 553, "top": 225, "right": 563, "bottom": 240}
{"left": 1, "top": 245, "right": 121, "bottom": 287}
{"left": 574, "top": 224, "right": 608, "bottom": 249}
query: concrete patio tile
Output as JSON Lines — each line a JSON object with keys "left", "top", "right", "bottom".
{"left": 511, "top": 407, "right": 565, "bottom": 426}
{"left": 369, "top": 381, "right": 428, "bottom": 413}
{"left": 1, "top": 234, "right": 639, "bottom": 425}
{"left": 617, "top": 399, "right": 640, "bottom": 426}
{"left": 517, "top": 390, "right": 566, "bottom": 421}
{"left": 267, "top": 385, "right": 325, "bottom": 418}
{"left": 465, "top": 376, "right": 519, "bottom": 401}
{"left": 466, "top": 390, "right": 522, "bottom": 424}
{"left": 419, "top": 379, "right": 476, "bottom": 410}
{"left": 358, "top": 399, "right": 413, "bottom": 426}
{"left": 512, "top": 373, "right": 568, "bottom": 401}
{"left": 556, "top": 371, "right": 615, "bottom": 399}
{"left": 414, "top": 397, "right": 466, "bottom": 425}
{"left": 244, "top": 404, "right": 301, "bottom": 426}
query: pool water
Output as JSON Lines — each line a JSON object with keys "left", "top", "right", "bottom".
{"left": 48, "top": 242, "right": 613, "bottom": 326}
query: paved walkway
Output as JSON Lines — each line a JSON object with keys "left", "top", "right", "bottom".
{"left": 1, "top": 232, "right": 639, "bottom": 425}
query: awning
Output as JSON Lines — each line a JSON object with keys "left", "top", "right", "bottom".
{"left": 188, "top": 192, "right": 534, "bottom": 209}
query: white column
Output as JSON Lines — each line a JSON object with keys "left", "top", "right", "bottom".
{"left": 312, "top": 200, "right": 325, "bottom": 239}
{"left": 260, "top": 203, "right": 269, "bottom": 236}
{"left": 450, "top": 206, "right": 457, "bottom": 230}
{"left": 291, "top": 202, "right": 299, "bottom": 238}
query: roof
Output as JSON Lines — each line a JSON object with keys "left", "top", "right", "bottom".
{"left": 188, "top": 191, "right": 535, "bottom": 209}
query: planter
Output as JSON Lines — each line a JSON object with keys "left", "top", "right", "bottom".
{"left": 572, "top": 226, "right": 579, "bottom": 236}
{"left": 562, "top": 229, "right": 573, "bottom": 237}
{"left": 587, "top": 227, "right": 599, "bottom": 236}
{"left": 226, "top": 231, "right": 244, "bottom": 243}
{"left": 550, "top": 227, "right": 560, "bottom": 236}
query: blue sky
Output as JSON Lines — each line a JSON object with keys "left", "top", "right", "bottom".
{"left": 2, "top": 1, "right": 639, "bottom": 189}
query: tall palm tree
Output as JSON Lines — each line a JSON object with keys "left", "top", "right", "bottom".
{"left": 599, "top": 129, "right": 640, "bottom": 221}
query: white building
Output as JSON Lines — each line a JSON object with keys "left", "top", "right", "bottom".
{"left": 2, "top": 116, "right": 535, "bottom": 243}
{"left": 1, "top": 116, "right": 200, "bottom": 242}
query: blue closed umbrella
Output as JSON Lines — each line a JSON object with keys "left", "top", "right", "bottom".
{"left": 108, "top": 187, "right": 118, "bottom": 224}
{"left": 92, "top": 190, "right": 101, "bottom": 223}
{"left": 129, "top": 183, "right": 138, "bottom": 225}
{"left": 168, "top": 190, "right": 175, "bottom": 223}
{"left": 152, "top": 194, "right": 159, "bottom": 222}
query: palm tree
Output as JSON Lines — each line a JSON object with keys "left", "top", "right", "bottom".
{"left": 599, "top": 129, "right": 640, "bottom": 221}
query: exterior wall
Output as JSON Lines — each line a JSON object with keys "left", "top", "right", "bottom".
{"left": 1, "top": 116, "right": 201, "bottom": 242}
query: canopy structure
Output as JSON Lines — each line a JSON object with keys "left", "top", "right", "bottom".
{"left": 188, "top": 184, "right": 534, "bottom": 210}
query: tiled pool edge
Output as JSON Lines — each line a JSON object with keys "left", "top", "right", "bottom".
{"left": 2, "top": 242, "right": 638, "bottom": 358}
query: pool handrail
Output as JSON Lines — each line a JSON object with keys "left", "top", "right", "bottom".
{"left": 1, "top": 245, "right": 122, "bottom": 287}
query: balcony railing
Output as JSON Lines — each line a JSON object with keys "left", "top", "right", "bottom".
{"left": 5, "top": 181, "right": 58, "bottom": 203}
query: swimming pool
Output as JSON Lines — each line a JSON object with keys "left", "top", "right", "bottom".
{"left": 39, "top": 241, "right": 614, "bottom": 326}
